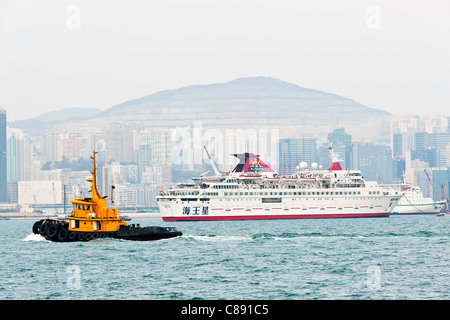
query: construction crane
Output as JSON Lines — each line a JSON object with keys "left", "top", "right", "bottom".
{"left": 424, "top": 170, "right": 440, "bottom": 200}
{"left": 440, "top": 184, "right": 449, "bottom": 213}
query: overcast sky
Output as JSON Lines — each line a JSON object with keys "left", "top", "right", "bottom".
{"left": 1, "top": 0, "right": 449, "bottom": 122}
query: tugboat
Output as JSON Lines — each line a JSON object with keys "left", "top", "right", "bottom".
{"left": 32, "top": 152, "right": 182, "bottom": 242}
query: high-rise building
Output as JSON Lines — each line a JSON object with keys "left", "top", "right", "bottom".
{"left": 138, "top": 130, "right": 172, "bottom": 165}
{"left": 0, "top": 108, "right": 7, "bottom": 202}
{"left": 327, "top": 128, "right": 352, "bottom": 169}
{"left": 428, "top": 132, "right": 450, "bottom": 168}
{"left": 138, "top": 144, "right": 152, "bottom": 180}
{"left": 392, "top": 157, "right": 406, "bottom": 182}
{"left": 409, "top": 132, "right": 450, "bottom": 168}
{"left": 278, "top": 138, "right": 317, "bottom": 175}
{"left": 7, "top": 128, "right": 34, "bottom": 182}
{"left": 107, "top": 128, "right": 134, "bottom": 163}
{"left": 352, "top": 143, "right": 393, "bottom": 183}
{"left": 392, "top": 133, "right": 403, "bottom": 158}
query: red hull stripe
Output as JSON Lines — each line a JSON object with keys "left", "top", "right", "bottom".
{"left": 162, "top": 212, "right": 390, "bottom": 221}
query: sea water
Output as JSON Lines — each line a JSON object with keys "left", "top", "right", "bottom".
{"left": 0, "top": 216, "right": 448, "bottom": 300}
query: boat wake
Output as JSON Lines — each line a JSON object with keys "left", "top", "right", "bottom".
{"left": 183, "top": 234, "right": 250, "bottom": 242}
{"left": 22, "top": 233, "right": 47, "bottom": 242}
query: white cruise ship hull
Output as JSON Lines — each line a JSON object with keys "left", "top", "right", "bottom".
{"left": 159, "top": 194, "right": 400, "bottom": 221}
{"left": 159, "top": 150, "right": 401, "bottom": 221}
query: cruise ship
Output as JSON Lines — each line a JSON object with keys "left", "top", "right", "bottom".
{"left": 382, "top": 184, "right": 446, "bottom": 215}
{"left": 158, "top": 147, "right": 402, "bottom": 221}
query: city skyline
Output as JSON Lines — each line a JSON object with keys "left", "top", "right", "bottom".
{"left": 3, "top": 107, "right": 450, "bottom": 207}
{"left": 1, "top": 1, "right": 450, "bottom": 121}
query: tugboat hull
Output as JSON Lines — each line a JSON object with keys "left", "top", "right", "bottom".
{"left": 33, "top": 219, "right": 182, "bottom": 242}
{"left": 114, "top": 225, "right": 182, "bottom": 241}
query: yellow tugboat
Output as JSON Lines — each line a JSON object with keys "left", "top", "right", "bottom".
{"left": 32, "top": 152, "right": 182, "bottom": 242}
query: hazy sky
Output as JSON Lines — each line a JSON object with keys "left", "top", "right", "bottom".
{"left": 1, "top": 0, "right": 449, "bottom": 122}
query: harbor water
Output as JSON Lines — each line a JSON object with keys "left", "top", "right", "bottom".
{"left": 0, "top": 215, "right": 448, "bottom": 300}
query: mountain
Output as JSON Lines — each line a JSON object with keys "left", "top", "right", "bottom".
{"left": 10, "top": 77, "right": 392, "bottom": 141}
{"left": 34, "top": 108, "right": 103, "bottom": 122}
{"left": 96, "top": 76, "right": 389, "bottom": 127}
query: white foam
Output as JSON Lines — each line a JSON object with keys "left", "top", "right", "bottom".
{"left": 22, "top": 233, "right": 48, "bottom": 242}
{"left": 184, "top": 234, "right": 250, "bottom": 242}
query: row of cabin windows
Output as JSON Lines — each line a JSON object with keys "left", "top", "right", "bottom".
{"left": 221, "top": 191, "right": 381, "bottom": 196}
{"left": 171, "top": 190, "right": 381, "bottom": 197}
{"left": 170, "top": 191, "right": 200, "bottom": 196}
{"left": 213, "top": 185, "right": 239, "bottom": 189}
{"left": 73, "top": 204, "right": 96, "bottom": 212}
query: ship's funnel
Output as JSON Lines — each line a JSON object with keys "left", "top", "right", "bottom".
{"left": 328, "top": 145, "right": 343, "bottom": 170}
{"left": 231, "top": 153, "right": 275, "bottom": 174}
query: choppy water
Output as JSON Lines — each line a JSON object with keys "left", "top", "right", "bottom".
{"left": 0, "top": 216, "right": 448, "bottom": 300}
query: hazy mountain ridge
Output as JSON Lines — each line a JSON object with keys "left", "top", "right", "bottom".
{"left": 34, "top": 108, "right": 103, "bottom": 122}
{"left": 102, "top": 77, "right": 388, "bottom": 118}
{"left": 9, "top": 77, "right": 392, "bottom": 141}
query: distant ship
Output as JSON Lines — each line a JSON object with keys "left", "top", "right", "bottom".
{"left": 157, "top": 147, "right": 401, "bottom": 221}
{"left": 382, "top": 184, "right": 446, "bottom": 215}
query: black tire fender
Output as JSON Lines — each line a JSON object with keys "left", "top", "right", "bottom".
{"left": 39, "top": 222, "right": 48, "bottom": 235}
{"left": 57, "top": 228, "right": 70, "bottom": 241}
{"left": 46, "top": 224, "right": 60, "bottom": 239}
{"left": 68, "top": 231, "right": 77, "bottom": 241}
{"left": 33, "top": 220, "right": 43, "bottom": 234}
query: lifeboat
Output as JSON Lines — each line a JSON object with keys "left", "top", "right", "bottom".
{"left": 32, "top": 152, "right": 182, "bottom": 242}
{"left": 238, "top": 173, "right": 262, "bottom": 180}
